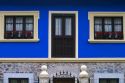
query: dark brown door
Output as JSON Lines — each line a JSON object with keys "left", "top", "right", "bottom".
{"left": 52, "top": 14, "right": 75, "bottom": 58}
{"left": 53, "top": 78, "right": 75, "bottom": 83}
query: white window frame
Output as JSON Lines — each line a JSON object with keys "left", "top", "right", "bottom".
{"left": 88, "top": 12, "right": 125, "bottom": 43}
{"left": 48, "top": 11, "right": 78, "bottom": 59}
{"left": 0, "top": 11, "right": 39, "bottom": 42}
{"left": 3, "top": 73, "right": 34, "bottom": 83}
{"left": 94, "top": 73, "right": 124, "bottom": 83}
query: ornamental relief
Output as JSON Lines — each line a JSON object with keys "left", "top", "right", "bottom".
{"left": 52, "top": 71, "right": 76, "bottom": 78}
{"left": 47, "top": 63, "right": 79, "bottom": 78}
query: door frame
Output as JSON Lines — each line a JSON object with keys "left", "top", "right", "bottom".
{"left": 48, "top": 11, "right": 78, "bottom": 59}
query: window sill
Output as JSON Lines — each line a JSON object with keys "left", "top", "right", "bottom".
{"left": 88, "top": 39, "right": 125, "bottom": 43}
{"left": 0, "top": 39, "right": 39, "bottom": 42}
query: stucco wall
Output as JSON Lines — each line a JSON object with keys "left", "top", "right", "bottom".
{"left": 0, "top": 4, "right": 124, "bottom": 58}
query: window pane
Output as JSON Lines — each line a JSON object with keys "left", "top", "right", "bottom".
{"left": 10, "top": 79, "right": 17, "bottom": 83}
{"left": 55, "top": 18, "right": 62, "bottom": 36}
{"left": 114, "top": 25, "right": 122, "bottom": 32}
{"left": 6, "top": 24, "right": 13, "bottom": 31}
{"left": 104, "top": 25, "right": 112, "bottom": 32}
{"left": 95, "top": 25, "right": 102, "bottom": 32}
{"left": 104, "top": 18, "right": 112, "bottom": 24}
{"left": 16, "top": 17, "right": 23, "bottom": 31}
{"left": 6, "top": 17, "right": 13, "bottom": 23}
{"left": 21, "top": 79, "right": 28, "bottom": 83}
{"left": 110, "top": 79, "right": 118, "bottom": 83}
{"left": 95, "top": 18, "right": 102, "bottom": 24}
{"left": 100, "top": 79, "right": 107, "bottom": 83}
{"left": 16, "top": 17, "right": 23, "bottom": 23}
{"left": 16, "top": 24, "right": 23, "bottom": 31}
{"left": 26, "top": 24, "right": 33, "bottom": 31}
{"left": 104, "top": 18, "right": 112, "bottom": 32}
{"left": 26, "top": 17, "right": 33, "bottom": 23}
{"left": 114, "top": 18, "right": 122, "bottom": 24}
{"left": 65, "top": 18, "right": 72, "bottom": 36}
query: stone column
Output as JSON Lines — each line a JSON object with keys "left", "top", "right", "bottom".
{"left": 79, "top": 65, "right": 89, "bottom": 83}
{"left": 39, "top": 65, "right": 49, "bottom": 83}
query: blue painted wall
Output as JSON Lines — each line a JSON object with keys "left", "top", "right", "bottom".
{"left": 0, "top": 0, "right": 125, "bottom": 58}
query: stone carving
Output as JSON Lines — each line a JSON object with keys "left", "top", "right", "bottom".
{"left": 39, "top": 65, "right": 49, "bottom": 83}
{"left": 39, "top": 65, "right": 49, "bottom": 78}
{"left": 79, "top": 65, "right": 89, "bottom": 78}
{"left": 53, "top": 71, "right": 75, "bottom": 78}
{"left": 79, "top": 65, "right": 89, "bottom": 83}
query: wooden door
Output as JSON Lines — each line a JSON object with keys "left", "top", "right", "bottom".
{"left": 52, "top": 14, "right": 75, "bottom": 58}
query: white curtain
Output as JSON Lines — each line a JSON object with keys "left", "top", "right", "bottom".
{"left": 26, "top": 17, "right": 33, "bottom": 31}
{"left": 95, "top": 18, "right": 102, "bottom": 32}
{"left": 104, "top": 18, "right": 112, "bottom": 32}
{"left": 65, "top": 18, "right": 72, "bottom": 36}
{"left": 6, "top": 24, "right": 13, "bottom": 31}
{"left": 6, "top": 17, "right": 13, "bottom": 23}
{"left": 16, "top": 17, "right": 23, "bottom": 31}
{"left": 114, "top": 18, "right": 122, "bottom": 32}
{"left": 6, "top": 17, "right": 13, "bottom": 31}
{"left": 55, "top": 18, "right": 62, "bottom": 36}
{"left": 95, "top": 25, "right": 102, "bottom": 32}
{"left": 26, "top": 17, "right": 33, "bottom": 23}
{"left": 26, "top": 24, "right": 33, "bottom": 31}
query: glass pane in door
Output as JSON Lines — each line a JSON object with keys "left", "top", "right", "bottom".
{"left": 65, "top": 18, "right": 72, "bottom": 36}
{"left": 55, "top": 18, "right": 62, "bottom": 36}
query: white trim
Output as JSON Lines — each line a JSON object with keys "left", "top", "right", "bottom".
{"left": 2, "top": 58, "right": 125, "bottom": 62}
{"left": 3, "top": 73, "right": 34, "bottom": 83}
{"left": 94, "top": 73, "right": 124, "bottom": 83}
{"left": 48, "top": 11, "right": 78, "bottom": 59}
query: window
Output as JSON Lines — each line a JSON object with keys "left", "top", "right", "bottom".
{"left": 5, "top": 16, "right": 34, "bottom": 39}
{"left": 0, "top": 11, "right": 39, "bottom": 42}
{"left": 9, "top": 78, "right": 28, "bottom": 83}
{"left": 94, "top": 17, "right": 123, "bottom": 40}
{"left": 4, "top": 73, "right": 34, "bottom": 83}
{"left": 88, "top": 12, "right": 125, "bottom": 43}
{"left": 99, "top": 79, "right": 119, "bottom": 83}
{"left": 94, "top": 73, "right": 124, "bottom": 83}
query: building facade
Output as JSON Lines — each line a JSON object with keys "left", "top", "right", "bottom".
{"left": 0, "top": 0, "right": 125, "bottom": 83}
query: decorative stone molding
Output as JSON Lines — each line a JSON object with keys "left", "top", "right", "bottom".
{"left": 39, "top": 65, "right": 49, "bottom": 83}
{"left": 79, "top": 65, "right": 89, "bottom": 83}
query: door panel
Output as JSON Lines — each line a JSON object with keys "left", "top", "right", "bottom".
{"left": 52, "top": 14, "right": 75, "bottom": 58}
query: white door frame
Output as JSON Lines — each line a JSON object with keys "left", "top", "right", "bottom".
{"left": 48, "top": 11, "right": 78, "bottom": 59}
